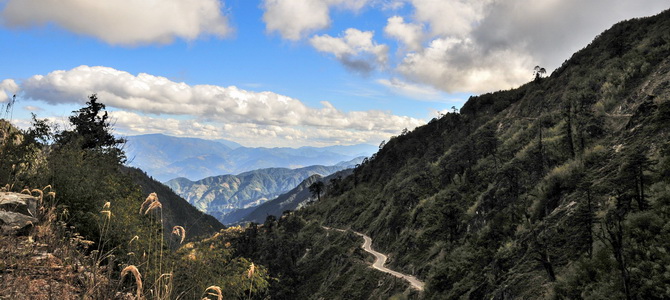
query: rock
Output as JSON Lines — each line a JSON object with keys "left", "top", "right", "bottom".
{"left": 0, "top": 192, "right": 38, "bottom": 217}
{"left": 0, "top": 211, "right": 38, "bottom": 235}
{"left": 0, "top": 193, "right": 39, "bottom": 235}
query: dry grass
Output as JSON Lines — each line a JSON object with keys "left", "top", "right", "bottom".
{"left": 247, "top": 262, "right": 256, "bottom": 300}
{"left": 247, "top": 262, "right": 255, "bottom": 278}
{"left": 121, "top": 265, "right": 143, "bottom": 299}
{"left": 139, "top": 193, "right": 158, "bottom": 214}
{"left": 31, "top": 188, "right": 43, "bottom": 205}
{"left": 0, "top": 189, "right": 112, "bottom": 299}
{"left": 204, "top": 285, "right": 223, "bottom": 300}
{"left": 144, "top": 201, "right": 162, "bottom": 214}
{"left": 172, "top": 226, "right": 186, "bottom": 244}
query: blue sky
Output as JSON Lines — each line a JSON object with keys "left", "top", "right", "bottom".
{"left": 0, "top": 0, "right": 668, "bottom": 147}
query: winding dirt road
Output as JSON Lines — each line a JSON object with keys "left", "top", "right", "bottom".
{"left": 323, "top": 226, "right": 425, "bottom": 291}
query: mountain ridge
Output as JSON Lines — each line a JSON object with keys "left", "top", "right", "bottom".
{"left": 166, "top": 159, "right": 362, "bottom": 223}
{"left": 125, "top": 133, "right": 376, "bottom": 181}
{"left": 225, "top": 9, "right": 670, "bottom": 299}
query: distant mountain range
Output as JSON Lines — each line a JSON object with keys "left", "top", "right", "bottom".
{"left": 233, "top": 169, "right": 354, "bottom": 225}
{"left": 124, "top": 133, "right": 376, "bottom": 181}
{"left": 165, "top": 160, "right": 361, "bottom": 223}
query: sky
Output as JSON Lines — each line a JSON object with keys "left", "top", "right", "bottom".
{"left": 0, "top": 0, "right": 667, "bottom": 147}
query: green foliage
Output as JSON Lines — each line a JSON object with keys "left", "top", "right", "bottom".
{"left": 56, "top": 94, "right": 126, "bottom": 162}
{"left": 272, "top": 9, "right": 670, "bottom": 300}
{"left": 172, "top": 227, "right": 270, "bottom": 299}
{"left": 1, "top": 97, "right": 264, "bottom": 299}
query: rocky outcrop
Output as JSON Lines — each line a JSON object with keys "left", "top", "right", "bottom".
{"left": 0, "top": 192, "right": 38, "bottom": 235}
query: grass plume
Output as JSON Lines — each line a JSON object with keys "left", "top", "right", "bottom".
{"left": 204, "top": 285, "right": 223, "bottom": 300}
{"left": 121, "top": 265, "right": 143, "bottom": 299}
{"left": 172, "top": 226, "right": 186, "bottom": 244}
{"left": 144, "top": 200, "right": 162, "bottom": 214}
{"left": 139, "top": 192, "right": 157, "bottom": 214}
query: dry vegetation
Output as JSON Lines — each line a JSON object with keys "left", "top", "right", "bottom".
{"left": 1, "top": 186, "right": 264, "bottom": 299}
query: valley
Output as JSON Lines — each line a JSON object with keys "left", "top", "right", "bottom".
{"left": 125, "top": 133, "right": 375, "bottom": 182}
{"left": 2, "top": 7, "right": 670, "bottom": 300}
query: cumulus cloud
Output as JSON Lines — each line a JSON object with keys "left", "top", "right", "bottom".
{"left": 262, "top": 0, "right": 370, "bottom": 40}
{"left": 410, "top": 0, "right": 490, "bottom": 37}
{"left": 471, "top": 0, "right": 670, "bottom": 70}
{"left": 310, "top": 28, "right": 388, "bottom": 74}
{"left": 384, "top": 16, "right": 425, "bottom": 52}
{"left": 377, "top": 77, "right": 444, "bottom": 101}
{"left": 383, "top": 0, "right": 670, "bottom": 94}
{"left": 0, "top": 0, "right": 232, "bottom": 45}
{"left": 110, "top": 111, "right": 399, "bottom": 147}
{"left": 0, "top": 79, "right": 19, "bottom": 102}
{"left": 10, "top": 65, "right": 423, "bottom": 145}
{"left": 397, "top": 37, "right": 533, "bottom": 93}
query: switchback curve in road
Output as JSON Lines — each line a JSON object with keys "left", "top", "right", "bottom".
{"left": 323, "top": 226, "right": 425, "bottom": 291}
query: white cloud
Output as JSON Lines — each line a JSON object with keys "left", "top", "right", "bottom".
{"left": 9, "top": 65, "right": 423, "bottom": 146}
{"left": 110, "top": 111, "right": 398, "bottom": 147}
{"left": 0, "top": 79, "right": 19, "bottom": 102}
{"left": 380, "top": 0, "right": 406, "bottom": 11}
{"left": 410, "top": 0, "right": 490, "bottom": 37}
{"left": 397, "top": 37, "right": 532, "bottom": 93}
{"left": 379, "top": 0, "right": 670, "bottom": 94}
{"left": 0, "top": 0, "right": 232, "bottom": 45}
{"left": 262, "top": 0, "right": 370, "bottom": 40}
{"left": 471, "top": 0, "right": 670, "bottom": 70}
{"left": 23, "top": 105, "right": 42, "bottom": 112}
{"left": 310, "top": 28, "right": 388, "bottom": 74}
{"left": 377, "top": 78, "right": 444, "bottom": 101}
{"left": 384, "top": 16, "right": 424, "bottom": 52}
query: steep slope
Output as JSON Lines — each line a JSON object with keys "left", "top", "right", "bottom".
{"left": 122, "top": 167, "right": 224, "bottom": 243}
{"left": 237, "top": 169, "right": 354, "bottom": 224}
{"left": 166, "top": 162, "right": 360, "bottom": 223}
{"left": 227, "top": 10, "right": 670, "bottom": 300}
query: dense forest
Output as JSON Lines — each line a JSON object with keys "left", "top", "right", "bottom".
{"left": 2, "top": 8, "right": 670, "bottom": 300}
{"left": 220, "top": 9, "right": 670, "bottom": 300}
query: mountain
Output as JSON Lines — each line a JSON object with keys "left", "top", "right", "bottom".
{"left": 125, "top": 134, "right": 233, "bottom": 181}
{"left": 125, "top": 133, "right": 375, "bottom": 181}
{"left": 223, "top": 10, "right": 670, "bottom": 299}
{"left": 122, "top": 166, "right": 225, "bottom": 244}
{"left": 235, "top": 169, "right": 354, "bottom": 225}
{"left": 165, "top": 159, "right": 361, "bottom": 223}
{"left": 214, "top": 138, "right": 243, "bottom": 149}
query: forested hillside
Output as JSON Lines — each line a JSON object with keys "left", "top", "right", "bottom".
{"left": 228, "top": 9, "right": 670, "bottom": 299}
{"left": 238, "top": 169, "right": 354, "bottom": 224}
{"left": 166, "top": 162, "right": 360, "bottom": 224}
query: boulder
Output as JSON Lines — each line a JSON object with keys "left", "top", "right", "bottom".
{"left": 0, "top": 211, "right": 38, "bottom": 235}
{"left": 0, "top": 192, "right": 38, "bottom": 216}
{"left": 0, "top": 192, "right": 39, "bottom": 235}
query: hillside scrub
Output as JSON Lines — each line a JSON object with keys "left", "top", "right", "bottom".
{"left": 0, "top": 96, "right": 269, "bottom": 299}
